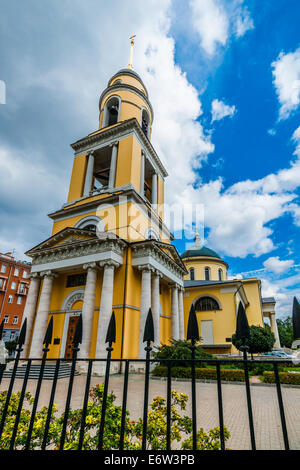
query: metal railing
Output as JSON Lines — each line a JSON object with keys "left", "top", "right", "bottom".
{"left": 0, "top": 306, "right": 291, "bottom": 451}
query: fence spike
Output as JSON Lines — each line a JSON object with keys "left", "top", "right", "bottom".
{"left": 186, "top": 304, "right": 199, "bottom": 341}
{"left": 292, "top": 296, "right": 300, "bottom": 340}
{"left": 105, "top": 311, "right": 116, "bottom": 344}
{"left": 235, "top": 301, "right": 250, "bottom": 340}
{"left": 17, "top": 318, "right": 27, "bottom": 347}
{"left": 143, "top": 308, "right": 154, "bottom": 343}
{"left": 43, "top": 316, "right": 53, "bottom": 346}
{"left": 0, "top": 319, "right": 4, "bottom": 341}
{"left": 73, "top": 314, "right": 82, "bottom": 346}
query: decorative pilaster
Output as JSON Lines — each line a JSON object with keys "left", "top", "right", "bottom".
{"left": 108, "top": 142, "right": 118, "bottom": 189}
{"left": 270, "top": 312, "right": 281, "bottom": 348}
{"left": 138, "top": 265, "right": 152, "bottom": 357}
{"left": 83, "top": 151, "right": 94, "bottom": 196}
{"left": 140, "top": 152, "right": 145, "bottom": 197}
{"left": 23, "top": 273, "right": 41, "bottom": 357}
{"left": 171, "top": 283, "right": 180, "bottom": 340}
{"left": 78, "top": 263, "right": 98, "bottom": 359}
{"left": 95, "top": 261, "right": 119, "bottom": 360}
{"left": 178, "top": 287, "right": 185, "bottom": 340}
{"left": 29, "top": 271, "right": 56, "bottom": 358}
{"left": 151, "top": 271, "right": 161, "bottom": 348}
{"left": 152, "top": 173, "right": 157, "bottom": 206}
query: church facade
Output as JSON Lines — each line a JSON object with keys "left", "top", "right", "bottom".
{"left": 22, "top": 62, "right": 280, "bottom": 365}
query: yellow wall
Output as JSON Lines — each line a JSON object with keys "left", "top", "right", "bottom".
{"left": 67, "top": 154, "right": 87, "bottom": 202}
{"left": 184, "top": 259, "right": 228, "bottom": 281}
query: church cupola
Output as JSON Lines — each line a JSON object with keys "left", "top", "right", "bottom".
{"left": 98, "top": 37, "right": 153, "bottom": 139}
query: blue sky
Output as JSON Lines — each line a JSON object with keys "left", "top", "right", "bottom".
{"left": 0, "top": 0, "right": 300, "bottom": 317}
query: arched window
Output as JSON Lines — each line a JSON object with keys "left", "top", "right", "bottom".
{"left": 75, "top": 216, "right": 105, "bottom": 233}
{"left": 204, "top": 267, "right": 210, "bottom": 281}
{"left": 141, "top": 109, "right": 150, "bottom": 137}
{"left": 218, "top": 269, "right": 223, "bottom": 281}
{"left": 145, "top": 227, "right": 161, "bottom": 241}
{"left": 195, "top": 296, "right": 220, "bottom": 311}
{"left": 103, "top": 96, "right": 120, "bottom": 127}
{"left": 189, "top": 268, "right": 195, "bottom": 281}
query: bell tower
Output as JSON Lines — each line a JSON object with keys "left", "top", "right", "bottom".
{"left": 50, "top": 40, "right": 170, "bottom": 244}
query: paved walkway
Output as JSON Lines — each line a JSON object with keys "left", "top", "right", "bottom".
{"left": 1, "top": 373, "right": 300, "bottom": 450}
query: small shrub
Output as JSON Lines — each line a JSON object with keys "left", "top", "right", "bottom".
{"left": 263, "top": 371, "right": 300, "bottom": 385}
{"left": 182, "top": 426, "right": 231, "bottom": 450}
{"left": 152, "top": 365, "right": 245, "bottom": 382}
{"left": 152, "top": 339, "right": 213, "bottom": 368}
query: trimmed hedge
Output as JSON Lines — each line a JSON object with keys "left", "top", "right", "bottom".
{"left": 263, "top": 371, "right": 300, "bottom": 385}
{"left": 152, "top": 366, "right": 245, "bottom": 382}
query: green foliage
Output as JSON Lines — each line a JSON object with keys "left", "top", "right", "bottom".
{"left": 0, "top": 384, "right": 230, "bottom": 450}
{"left": 277, "top": 317, "right": 294, "bottom": 348}
{"left": 182, "top": 426, "right": 231, "bottom": 450}
{"left": 4, "top": 340, "right": 18, "bottom": 354}
{"left": 152, "top": 339, "right": 213, "bottom": 368}
{"left": 263, "top": 371, "right": 300, "bottom": 385}
{"left": 152, "top": 365, "right": 245, "bottom": 382}
{"left": 232, "top": 325, "right": 275, "bottom": 357}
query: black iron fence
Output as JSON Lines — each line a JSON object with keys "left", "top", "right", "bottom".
{"left": 0, "top": 306, "right": 292, "bottom": 451}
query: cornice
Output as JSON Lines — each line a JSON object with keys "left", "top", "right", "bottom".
{"left": 70, "top": 118, "right": 168, "bottom": 178}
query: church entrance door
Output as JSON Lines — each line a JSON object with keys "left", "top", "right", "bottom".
{"left": 64, "top": 315, "right": 80, "bottom": 359}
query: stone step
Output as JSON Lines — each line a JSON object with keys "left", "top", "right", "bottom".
{"left": 2, "top": 362, "right": 80, "bottom": 380}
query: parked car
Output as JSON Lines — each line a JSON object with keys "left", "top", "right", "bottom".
{"left": 261, "top": 350, "right": 295, "bottom": 358}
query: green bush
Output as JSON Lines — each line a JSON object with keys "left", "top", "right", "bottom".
{"left": 152, "top": 339, "right": 213, "bottom": 368}
{"left": 232, "top": 325, "right": 275, "bottom": 358}
{"left": 152, "top": 365, "right": 245, "bottom": 382}
{"left": 263, "top": 371, "right": 300, "bottom": 385}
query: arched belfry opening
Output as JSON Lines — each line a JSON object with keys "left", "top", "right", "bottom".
{"left": 103, "top": 96, "right": 120, "bottom": 128}
{"left": 141, "top": 109, "right": 150, "bottom": 137}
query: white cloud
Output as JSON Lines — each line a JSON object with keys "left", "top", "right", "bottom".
{"left": 272, "top": 47, "right": 300, "bottom": 120}
{"left": 190, "top": 0, "right": 254, "bottom": 55}
{"left": 211, "top": 98, "right": 236, "bottom": 122}
{"left": 264, "top": 256, "right": 294, "bottom": 274}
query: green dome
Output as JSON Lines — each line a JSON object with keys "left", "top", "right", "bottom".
{"left": 181, "top": 246, "right": 221, "bottom": 260}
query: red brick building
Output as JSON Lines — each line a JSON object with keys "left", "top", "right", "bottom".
{"left": 0, "top": 252, "right": 31, "bottom": 342}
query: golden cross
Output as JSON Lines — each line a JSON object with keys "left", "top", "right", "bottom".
{"left": 128, "top": 34, "right": 136, "bottom": 69}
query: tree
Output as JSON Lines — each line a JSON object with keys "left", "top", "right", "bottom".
{"left": 152, "top": 339, "right": 213, "bottom": 368}
{"left": 277, "top": 317, "right": 294, "bottom": 348}
{"left": 232, "top": 325, "right": 275, "bottom": 359}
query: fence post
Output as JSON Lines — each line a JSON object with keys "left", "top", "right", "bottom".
{"left": 24, "top": 316, "right": 54, "bottom": 450}
{"left": 59, "top": 314, "right": 82, "bottom": 451}
{"left": 142, "top": 308, "right": 154, "bottom": 450}
{"left": 0, "top": 319, "right": 6, "bottom": 383}
{"left": 187, "top": 304, "right": 199, "bottom": 451}
{"left": 98, "top": 311, "right": 116, "bottom": 450}
{"left": 0, "top": 318, "right": 27, "bottom": 440}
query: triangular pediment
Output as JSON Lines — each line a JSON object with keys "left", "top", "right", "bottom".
{"left": 25, "top": 227, "right": 98, "bottom": 256}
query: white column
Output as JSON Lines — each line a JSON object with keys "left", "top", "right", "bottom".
{"left": 78, "top": 263, "right": 97, "bottom": 359}
{"left": 171, "top": 284, "right": 179, "bottom": 340}
{"left": 29, "top": 271, "right": 56, "bottom": 358}
{"left": 152, "top": 173, "right": 157, "bottom": 205}
{"left": 139, "top": 265, "right": 152, "bottom": 358}
{"left": 178, "top": 287, "right": 185, "bottom": 340}
{"left": 140, "top": 152, "right": 145, "bottom": 197}
{"left": 270, "top": 313, "right": 281, "bottom": 348}
{"left": 23, "top": 273, "right": 41, "bottom": 357}
{"left": 95, "top": 261, "right": 119, "bottom": 359}
{"left": 83, "top": 151, "right": 95, "bottom": 196}
{"left": 151, "top": 271, "right": 161, "bottom": 348}
{"left": 108, "top": 142, "right": 118, "bottom": 189}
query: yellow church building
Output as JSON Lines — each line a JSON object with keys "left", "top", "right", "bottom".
{"left": 22, "top": 50, "right": 280, "bottom": 367}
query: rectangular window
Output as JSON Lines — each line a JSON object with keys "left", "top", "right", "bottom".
{"left": 10, "top": 331, "right": 16, "bottom": 340}
{"left": 11, "top": 281, "right": 16, "bottom": 289}
{"left": 66, "top": 273, "right": 87, "bottom": 288}
{"left": 4, "top": 315, "right": 9, "bottom": 324}
{"left": 201, "top": 320, "right": 214, "bottom": 345}
{"left": 23, "top": 270, "right": 28, "bottom": 278}
{"left": 13, "top": 316, "right": 18, "bottom": 324}
{"left": 17, "top": 296, "right": 22, "bottom": 305}
{"left": 0, "top": 279, "right": 3, "bottom": 288}
{"left": 14, "top": 268, "right": 19, "bottom": 276}
{"left": 19, "top": 283, "right": 26, "bottom": 293}
{"left": 1, "top": 264, "right": 6, "bottom": 273}
{"left": 8, "top": 295, "right": 13, "bottom": 304}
